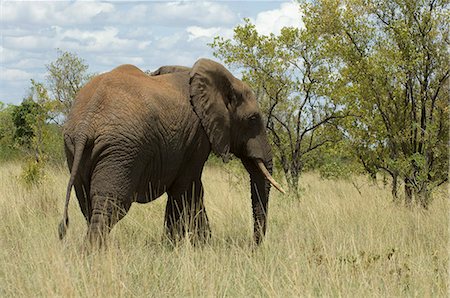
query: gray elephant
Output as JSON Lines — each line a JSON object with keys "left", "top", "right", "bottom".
{"left": 149, "top": 65, "right": 190, "bottom": 76}
{"left": 58, "top": 58, "right": 284, "bottom": 247}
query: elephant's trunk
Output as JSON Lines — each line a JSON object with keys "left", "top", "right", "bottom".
{"left": 242, "top": 158, "right": 274, "bottom": 245}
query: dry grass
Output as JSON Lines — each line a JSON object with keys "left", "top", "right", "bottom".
{"left": 0, "top": 161, "right": 448, "bottom": 297}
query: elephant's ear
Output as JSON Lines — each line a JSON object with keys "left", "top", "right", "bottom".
{"left": 189, "top": 58, "right": 233, "bottom": 162}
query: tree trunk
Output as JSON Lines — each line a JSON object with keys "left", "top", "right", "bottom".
{"left": 404, "top": 178, "right": 413, "bottom": 207}
{"left": 285, "top": 161, "right": 301, "bottom": 198}
{"left": 417, "top": 183, "right": 430, "bottom": 209}
{"left": 291, "top": 172, "right": 300, "bottom": 198}
{"left": 391, "top": 171, "right": 398, "bottom": 202}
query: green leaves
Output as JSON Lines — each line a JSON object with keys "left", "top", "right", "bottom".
{"left": 303, "top": 0, "right": 449, "bottom": 206}
{"left": 46, "top": 49, "right": 91, "bottom": 121}
{"left": 211, "top": 0, "right": 448, "bottom": 205}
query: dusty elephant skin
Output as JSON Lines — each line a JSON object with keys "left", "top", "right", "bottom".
{"left": 58, "top": 58, "right": 284, "bottom": 248}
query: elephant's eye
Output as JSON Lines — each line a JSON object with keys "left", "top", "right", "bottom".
{"left": 248, "top": 114, "right": 259, "bottom": 123}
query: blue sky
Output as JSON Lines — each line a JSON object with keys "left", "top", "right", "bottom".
{"left": 1, "top": 1, "right": 303, "bottom": 105}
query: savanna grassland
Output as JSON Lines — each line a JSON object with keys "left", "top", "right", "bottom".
{"left": 0, "top": 161, "right": 448, "bottom": 297}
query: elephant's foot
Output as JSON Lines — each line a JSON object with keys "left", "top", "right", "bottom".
{"left": 86, "top": 225, "right": 108, "bottom": 250}
{"left": 87, "top": 208, "right": 112, "bottom": 249}
{"left": 191, "top": 211, "right": 212, "bottom": 244}
{"left": 164, "top": 211, "right": 211, "bottom": 245}
{"left": 165, "top": 180, "right": 211, "bottom": 245}
{"left": 86, "top": 195, "right": 128, "bottom": 249}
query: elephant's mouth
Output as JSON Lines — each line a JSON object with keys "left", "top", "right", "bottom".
{"left": 254, "top": 159, "right": 286, "bottom": 194}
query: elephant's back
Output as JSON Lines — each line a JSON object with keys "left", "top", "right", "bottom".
{"left": 67, "top": 65, "right": 191, "bottom": 135}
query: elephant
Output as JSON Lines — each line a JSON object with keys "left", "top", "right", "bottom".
{"left": 149, "top": 65, "right": 190, "bottom": 76}
{"left": 58, "top": 58, "right": 285, "bottom": 247}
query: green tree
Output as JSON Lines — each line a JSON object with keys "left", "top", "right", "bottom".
{"left": 303, "top": 0, "right": 449, "bottom": 207}
{"left": 0, "top": 102, "right": 19, "bottom": 160}
{"left": 12, "top": 80, "right": 56, "bottom": 161}
{"left": 11, "top": 80, "right": 65, "bottom": 184}
{"left": 46, "top": 49, "right": 91, "bottom": 122}
{"left": 0, "top": 102, "right": 14, "bottom": 141}
{"left": 12, "top": 97, "right": 42, "bottom": 148}
{"left": 211, "top": 20, "right": 348, "bottom": 195}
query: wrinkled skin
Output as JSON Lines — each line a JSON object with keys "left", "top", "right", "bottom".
{"left": 59, "top": 58, "right": 276, "bottom": 247}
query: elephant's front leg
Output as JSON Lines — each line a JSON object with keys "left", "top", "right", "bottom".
{"left": 165, "top": 179, "right": 211, "bottom": 243}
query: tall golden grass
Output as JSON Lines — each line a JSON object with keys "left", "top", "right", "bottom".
{"left": 0, "top": 161, "right": 448, "bottom": 297}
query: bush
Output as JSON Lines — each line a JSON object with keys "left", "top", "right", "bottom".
{"left": 20, "top": 158, "right": 46, "bottom": 186}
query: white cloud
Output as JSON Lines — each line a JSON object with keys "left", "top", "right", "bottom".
{"left": 4, "top": 26, "right": 151, "bottom": 53}
{"left": 59, "top": 27, "right": 127, "bottom": 51}
{"left": 152, "top": 2, "right": 237, "bottom": 27}
{"left": 108, "top": 4, "right": 149, "bottom": 24}
{"left": 2, "top": 1, "right": 235, "bottom": 28}
{"left": 4, "top": 35, "right": 54, "bottom": 50}
{"left": 59, "top": 27, "right": 152, "bottom": 52}
{"left": 184, "top": 2, "right": 304, "bottom": 48}
{"left": 125, "top": 27, "right": 153, "bottom": 39}
{"left": 14, "top": 58, "right": 46, "bottom": 69}
{"left": 62, "top": 1, "right": 115, "bottom": 24}
{"left": 252, "top": 2, "right": 303, "bottom": 36}
{"left": 1, "top": 1, "right": 114, "bottom": 26}
{"left": 1, "top": 68, "right": 33, "bottom": 81}
{"left": 97, "top": 56, "right": 145, "bottom": 67}
{"left": 187, "top": 26, "right": 233, "bottom": 42}
{"left": 0, "top": 46, "right": 19, "bottom": 64}
{"left": 155, "top": 33, "right": 184, "bottom": 50}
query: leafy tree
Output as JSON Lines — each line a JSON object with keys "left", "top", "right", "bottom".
{"left": 12, "top": 97, "right": 42, "bottom": 147}
{"left": 11, "top": 80, "right": 66, "bottom": 184}
{"left": 303, "top": 0, "right": 449, "bottom": 207}
{"left": 46, "top": 49, "right": 91, "bottom": 122}
{"left": 12, "top": 80, "right": 56, "bottom": 161}
{"left": 211, "top": 20, "right": 349, "bottom": 195}
{"left": 304, "top": 137, "right": 363, "bottom": 180}
{"left": 0, "top": 102, "right": 14, "bottom": 138}
{"left": 0, "top": 102, "right": 20, "bottom": 160}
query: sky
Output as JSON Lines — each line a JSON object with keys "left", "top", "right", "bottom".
{"left": 1, "top": 1, "right": 303, "bottom": 105}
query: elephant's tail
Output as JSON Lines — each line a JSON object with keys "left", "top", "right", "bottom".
{"left": 58, "top": 135, "right": 87, "bottom": 240}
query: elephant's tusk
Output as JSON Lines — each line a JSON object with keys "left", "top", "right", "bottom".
{"left": 255, "top": 160, "right": 286, "bottom": 194}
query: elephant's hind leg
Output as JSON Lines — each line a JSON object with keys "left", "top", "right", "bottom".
{"left": 87, "top": 194, "right": 130, "bottom": 248}
{"left": 74, "top": 178, "right": 91, "bottom": 223}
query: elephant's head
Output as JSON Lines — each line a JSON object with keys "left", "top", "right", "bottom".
{"left": 190, "top": 58, "right": 285, "bottom": 244}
